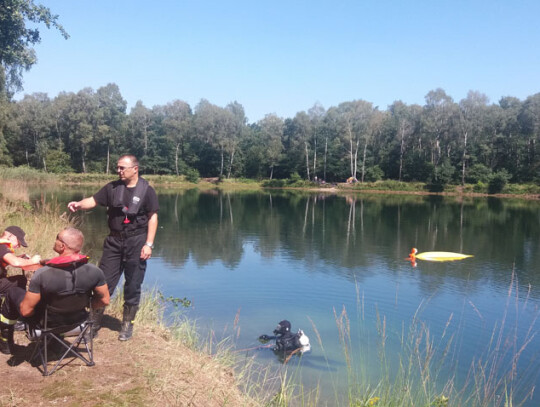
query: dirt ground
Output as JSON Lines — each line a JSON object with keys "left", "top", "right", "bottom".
{"left": 0, "top": 314, "right": 257, "bottom": 407}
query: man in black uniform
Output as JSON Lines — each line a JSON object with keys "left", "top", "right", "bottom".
{"left": 0, "top": 227, "right": 110, "bottom": 354}
{"left": 67, "top": 154, "right": 159, "bottom": 341}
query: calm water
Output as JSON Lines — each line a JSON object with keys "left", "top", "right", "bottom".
{"left": 29, "top": 187, "right": 540, "bottom": 405}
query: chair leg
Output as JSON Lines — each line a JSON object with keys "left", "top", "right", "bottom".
{"left": 29, "top": 322, "right": 95, "bottom": 376}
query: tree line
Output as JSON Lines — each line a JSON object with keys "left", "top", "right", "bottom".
{"left": 1, "top": 84, "right": 539, "bottom": 186}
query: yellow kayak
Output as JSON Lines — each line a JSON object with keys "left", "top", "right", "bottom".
{"left": 415, "top": 251, "right": 473, "bottom": 262}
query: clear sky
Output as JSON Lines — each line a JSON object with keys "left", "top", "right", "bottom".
{"left": 17, "top": 0, "right": 540, "bottom": 123}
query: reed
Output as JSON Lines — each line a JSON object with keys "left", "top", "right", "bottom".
{"left": 0, "top": 194, "right": 73, "bottom": 260}
{"left": 0, "top": 166, "right": 55, "bottom": 183}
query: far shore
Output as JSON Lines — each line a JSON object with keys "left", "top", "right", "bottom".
{"left": 1, "top": 167, "right": 540, "bottom": 201}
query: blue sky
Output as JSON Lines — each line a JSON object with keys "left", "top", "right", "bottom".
{"left": 18, "top": 0, "right": 540, "bottom": 123}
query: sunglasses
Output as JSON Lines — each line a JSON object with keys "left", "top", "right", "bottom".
{"left": 117, "top": 166, "right": 136, "bottom": 171}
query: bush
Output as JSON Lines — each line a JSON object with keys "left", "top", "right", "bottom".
{"left": 427, "top": 161, "right": 455, "bottom": 192}
{"left": 488, "top": 170, "right": 511, "bottom": 194}
{"left": 184, "top": 168, "right": 200, "bottom": 183}
{"left": 473, "top": 181, "right": 487, "bottom": 193}
{"left": 466, "top": 163, "right": 492, "bottom": 184}
{"left": 288, "top": 172, "right": 302, "bottom": 183}
{"left": 364, "top": 166, "right": 384, "bottom": 182}
{"left": 45, "top": 150, "right": 74, "bottom": 174}
{"left": 262, "top": 179, "right": 285, "bottom": 188}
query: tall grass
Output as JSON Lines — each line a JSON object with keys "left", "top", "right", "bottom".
{"left": 0, "top": 166, "right": 56, "bottom": 183}
{"left": 0, "top": 194, "right": 73, "bottom": 259}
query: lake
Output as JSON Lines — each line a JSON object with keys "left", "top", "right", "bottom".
{"left": 29, "top": 187, "right": 540, "bottom": 405}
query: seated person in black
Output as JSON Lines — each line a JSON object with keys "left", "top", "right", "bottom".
{"left": 0, "top": 227, "right": 110, "bottom": 355}
{"left": 0, "top": 226, "right": 41, "bottom": 294}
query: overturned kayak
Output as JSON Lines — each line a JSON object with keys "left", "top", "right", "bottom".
{"left": 414, "top": 251, "right": 473, "bottom": 262}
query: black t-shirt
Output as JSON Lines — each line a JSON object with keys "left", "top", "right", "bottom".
{"left": 29, "top": 263, "right": 106, "bottom": 299}
{"left": 93, "top": 178, "right": 159, "bottom": 233}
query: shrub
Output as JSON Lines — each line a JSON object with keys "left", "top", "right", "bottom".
{"left": 184, "top": 168, "right": 200, "bottom": 183}
{"left": 473, "top": 181, "right": 486, "bottom": 193}
{"left": 488, "top": 170, "right": 511, "bottom": 194}
{"left": 364, "top": 166, "right": 384, "bottom": 182}
{"left": 45, "top": 150, "right": 74, "bottom": 174}
{"left": 288, "top": 172, "right": 302, "bottom": 183}
{"left": 262, "top": 179, "right": 285, "bottom": 188}
{"left": 466, "top": 163, "right": 492, "bottom": 184}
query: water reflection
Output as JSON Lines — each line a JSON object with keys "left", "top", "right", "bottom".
{"left": 19, "top": 186, "right": 540, "bottom": 297}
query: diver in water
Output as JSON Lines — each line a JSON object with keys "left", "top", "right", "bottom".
{"left": 259, "top": 320, "right": 311, "bottom": 358}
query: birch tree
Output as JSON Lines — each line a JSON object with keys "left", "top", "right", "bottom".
{"left": 162, "top": 100, "right": 192, "bottom": 176}
{"left": 258, "top": 113, "right": 284, "bottom": 179}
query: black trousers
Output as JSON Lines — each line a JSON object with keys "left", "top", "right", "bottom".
{"left": 1, "top": 286, "right": 25, "bottom": 322}
{"left": 0, "top": 275, "right": 26, "bottom": 296}
{"left": 99, "top": 233, "right": 147, "bottom": 307}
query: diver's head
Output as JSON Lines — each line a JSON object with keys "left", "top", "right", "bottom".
{"left": 273, "top": 320, "right": 291, "bottom": 335}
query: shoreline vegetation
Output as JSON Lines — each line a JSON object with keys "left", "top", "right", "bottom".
{"left": 1, "top": 166, "right": 540, "bottom": 200}
{"left": 0, "top": 173, "right": 538, "bottom": 406}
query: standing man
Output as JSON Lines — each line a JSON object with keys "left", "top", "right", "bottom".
{"left": 67, "top": 155, "right": 159, "bottom": 341}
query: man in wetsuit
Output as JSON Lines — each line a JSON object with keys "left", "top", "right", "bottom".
{"left": 67, "top": 154, "right": 159, "bottom": 341}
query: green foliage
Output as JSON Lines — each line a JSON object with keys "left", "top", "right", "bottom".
{"left": 0, "top": 165, "right": 54, "bottom": 182}
{"left": 473, "top": 181, "right": 487, "bottom": 193}
{"left": 364, "top": 165, "right": 384, "bottom": 182}
{"left": 158, "top": 291, "right": 192, "bottom": 308}
{"left": 262, "top": 179, "right": 285, "bottom": 188}
{"left": 427, "top": 161, "right": 455, "bottom": 192}
{"left": 184, "top": 167, "right": 200, "bottom": 183}
{"left": 289, "top": 172, "right": 302, "bottom": 183}
{"left": 45, "top": 149, "right": 73, "bottom": 173}
{"left": 488, "top": 170, "right": 511, "bottom": 194}
{"left": 0, "top": 0, "right": 69, "bottom": 96}
{"left": 403, "top": 155, "right": 434, "bottom": 182}
{"left": 466, "top": 163, "right": 492, "bottom": 184}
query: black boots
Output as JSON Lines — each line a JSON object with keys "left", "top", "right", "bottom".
{"left": 118, "top": 305, "right": 138, "bottom": 341}
{"left": 0, "top": 322, "right": 14, "bottom": 355}
{"left": 90, "top": 307, "right": 105, "bottom": 338}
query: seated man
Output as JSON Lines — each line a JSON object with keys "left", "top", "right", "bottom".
{"left": 0, "top": 226, "right": 41, "bottom": 294}
{"left": 0, "top": 227, "right": 110, "bottom": 355}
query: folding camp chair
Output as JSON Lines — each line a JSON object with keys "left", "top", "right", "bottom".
{"left": 27, "top": 292, "right": 94, "bottom": 376}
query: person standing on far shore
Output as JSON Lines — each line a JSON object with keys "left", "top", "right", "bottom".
{"left": 67, "top": 154, "right": 159, "bottom": 341}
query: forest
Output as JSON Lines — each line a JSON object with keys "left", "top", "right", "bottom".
{"left": 0, "top": 84, "right": 539, "bottom": 188}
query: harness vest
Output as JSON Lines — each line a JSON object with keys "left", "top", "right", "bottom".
{"left": 44, "top": 254, "right": 91, "bottom": 294}
{"left": 111, "top": 177, "right": 150, "bottom": 231}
